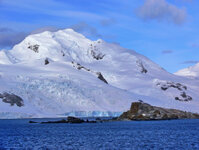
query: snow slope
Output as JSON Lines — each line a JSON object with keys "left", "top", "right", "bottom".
{"left": 175, "top": 63, "right": 199, "bottom": 79}
{"left": 0, "top": 29, "right": 199, "bottom": 118}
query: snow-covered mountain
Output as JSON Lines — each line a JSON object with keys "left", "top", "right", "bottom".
{"left": 0, "top": 29, "right": 199, "bottom": 119}
{"left": 175, "top": 63, "right": 199, "bottom": 79}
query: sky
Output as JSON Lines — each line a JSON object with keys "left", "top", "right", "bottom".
{"left": 0, "top": 0, "right": 199, "bottom": 73}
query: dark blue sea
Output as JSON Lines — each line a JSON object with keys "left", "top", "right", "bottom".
{"left": 0, "top": 119, "right": 199, "bottom": 150}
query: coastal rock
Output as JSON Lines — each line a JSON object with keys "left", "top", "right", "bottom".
{"left": 67, "top": 116, "right": 85, "bottom": 123}
{"left": 118, "top": 102, "right": 199, "bottom": 121}
{"left": 29, "top": 121, "right": 38, "bottom": 123}
{"left": 40, "top": 116, "right": 85, "bottom": 124}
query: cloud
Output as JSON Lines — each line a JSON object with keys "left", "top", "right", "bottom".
{"left": 31, "top": 26, "right": 59, "bottom": 35}
{"left": 175, "top": 0, "right": 192, "bottom": 2}
{"left": 100, "top": 18, "right": 116, "bottom": 27}
{"left": 136, "top": 0, "right": 187, "bottom": 25}
{"left": 181, "top": 60, "right": 199, "bottom": 64}
{"left": 0, "top": 28, "right": 27, "bottom": 48}
{"left": 190, "top": 42, "right": 199, "bottom": 48}
{"left": 70, "top": 22, "right": 102, "bottom": 38}
{"left": 162, "top": 50, "right": 173, "bottom": 54}
{"left": 0, "top": 27, "right": 13, "bottom": 32}
{"left": 111, "top": 42, "right": 120, "bottom": 46}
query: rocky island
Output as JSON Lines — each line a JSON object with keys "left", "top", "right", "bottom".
{"left": 118, "top": 102, "right": 199, "bottom": 121}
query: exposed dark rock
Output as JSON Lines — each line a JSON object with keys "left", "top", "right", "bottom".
{"left": 89, "top": 43, "right": 105, "bottom": 60}
{"left": 181, "top": 92, "right": 187, "bottom": 98}
{"left": 175, "top": 97, "right": 180, "bottom": 101}
{"left": 85, "top": 119, "right": 97, "bottom": 123}
{"left": 161, "top": 87, "right": 168, "bottom": 91}
{"left": 0, "top": 93, "right": 24, "bottom": 107}
{"left": 61, "top": 50, "right": 65, "bottom": 56}
{"left": 157, "top": 81, "right": 192, "bottom": 102}
{"left": 96, "top": 72, "right": 108, "bottom": 84}
{"left": 39, "top": 116, "right": 98, "bottom": 124}
{"left": 41, "top": 119, "right": 68, "bottom": 124}
{"left": 67, "top": 116, "right": 85, "bottom": 123}
{"left": 45, "top": 58, "right": 49, "bottom": 65}
{"left": 158, "top": 82, "right": 186, "bottom": 91}
{"left": 136, "top": 60, "right": 147, "bottom": 73}
{"left": 91, "top": 50, "right": 105, "bottom": 60}
{"left": 29, "top": 121, "right": 38, "bottom": 123}
{"left": 96, "top": 117, "right": 101, "bottom": 121}
{"left": 71, "top": 61, "right": 90, "bottom": 71}
{"left": 118, "top": 102, "right": 199, "bottom": 121}
{"left": 71, "top": 61, "right": 108, "bottom": 84}
{"left": 28, "top": 44, "right": 39, "bottom": 53}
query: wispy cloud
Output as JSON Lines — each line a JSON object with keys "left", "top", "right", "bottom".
{"left": 100, "top": 18, "right": 116, "bottom": 27}
{"left": 181, "top": 60, "right": 199, "bottom": 64}
{"left": 175, "top": 0, "right": 192, "bottom": 2}
{"left": 70, "top": 22, "right": 102, "bottom": 38}
{"left": 189, "top": 41, "right": 199, "bottom": 48}
{"left": 162, "top": 50, "right": 173, "bottom": 54}
{"left": 1, "top": 0, "right": 105, "bottom": 21}
{"left": 31, "top": 26, "right": 59, "bottom": 35}
{"left": 136, "top": 0, "right": 187, "bottom": 25}
{"left": 0, "top": 27, "right": 27, "bottom": 48}
{"left": 51, "top": 10, "right": 105, "bottom": 20}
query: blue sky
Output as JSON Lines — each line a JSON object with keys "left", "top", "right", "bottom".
{"left": 0, "top": 0, "right": 199, "bottom": 73}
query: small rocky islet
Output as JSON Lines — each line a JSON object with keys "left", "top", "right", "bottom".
{"left": 29, "top": 116, "right": 103, "bottom": 124}
{"left": 29, "top": 101, "right": 199, "bottom": 124}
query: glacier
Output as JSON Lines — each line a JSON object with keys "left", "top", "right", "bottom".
{"left": 0, "top": 28, "right": 199, "bottom": 118}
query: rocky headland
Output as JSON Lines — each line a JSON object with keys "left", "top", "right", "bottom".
{"left": 118, "top": 102, "right": 199, "bottom": 121}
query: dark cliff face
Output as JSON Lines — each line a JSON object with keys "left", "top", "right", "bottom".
{"left": 118, "top": 102, "right": 199, "bottom": 121}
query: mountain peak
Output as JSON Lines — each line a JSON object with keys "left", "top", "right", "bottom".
{"left": 4, "top": 28, "right": 94, "bottom": 63}
{"left": 1, "top": 28, "right": 199, "bottom": 118}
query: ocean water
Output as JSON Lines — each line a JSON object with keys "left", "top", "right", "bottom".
{"left": 0, "top": 119, "right": 199, "bottom": 150}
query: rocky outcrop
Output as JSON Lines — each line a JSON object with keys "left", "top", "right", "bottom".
{"left": 136, "top": 60, "right": 147, "bottom": 73}
{"left": 89, "top": 43, "right": 105, "bottom": 60}
{"left": 71, "top": 61, "right": 108, "bottom": 84}
{"left": 96, "top": 72, "right": 108, "bottom": 84}
{"left": 118, "top": 102, "right": 199, "bottom": 121}
{"left": 29, "top": 121, "right": 37, "bottom": 123}
{"left": 28, "top": 44, "right": 39, "bottom": 53}
{"left": 91, "top": 50, "right": 105, "bottom": 60}
{"left": 71, "top": 61, "right": 90, "bottom": 71}
{"left": 156, "top": 81, "right": 192, "bottom": 102}
{"left": 45, "top": 58, "right": 49, "bottom": 65}
{"left": 39, "top": 116, "right": 96, "bottom": 124}
{"left": 67, "top": 116, "right": 85, "bottom": 123}
{"left": 0, "top": 93, "right": 24, "bottom": 107}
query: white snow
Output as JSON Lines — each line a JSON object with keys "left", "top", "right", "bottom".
{"left": 0, "top": 28, "right": 199, "bottom": 118}
{"left": 175, "top": 63, "right": 199, "bottom": 79}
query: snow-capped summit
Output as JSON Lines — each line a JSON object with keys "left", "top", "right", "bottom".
{"left": 8, "top": 29, "right": 92, "bottom": 63}
{"left": 175, "top": 62, "right": 199, "bottom": 79}
{"left": 0, "top": 28, "right": 199, "bottom": 119}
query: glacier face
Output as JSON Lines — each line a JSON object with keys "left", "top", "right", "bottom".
{"left": 0, "top": 29, "right": 199, "bottom": 118}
